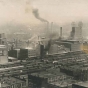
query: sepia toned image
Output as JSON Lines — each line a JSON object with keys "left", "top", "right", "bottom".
{"left": 0, "top": 0, "right": 88, "bottom": 88}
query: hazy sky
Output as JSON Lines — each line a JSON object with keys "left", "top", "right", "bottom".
{"left": 0, "top": 0, "right": 88, "bottom": 26}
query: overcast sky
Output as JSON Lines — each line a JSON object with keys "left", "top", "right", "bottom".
{"left": 0, "top": 0, "right": 88, "bottom": 26}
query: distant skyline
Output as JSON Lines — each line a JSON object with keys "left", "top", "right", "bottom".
{"left": 0, "top": 0, "right": 88, "bottom": 26}
{"left": 0, "top": 0, "right": 88, "bottom": 38}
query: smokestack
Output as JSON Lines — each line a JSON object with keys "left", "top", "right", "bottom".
{"left": 40, "top": 45, "right": 44, "bottom": 59}
{"left": 69, "top": 22, "right": 76, "bottom": 39}
{"left": 60, "top": 27, "right": 62, "bottom": 38}
{"left": 71, "top": 27, "right": 75, "bottom": 38}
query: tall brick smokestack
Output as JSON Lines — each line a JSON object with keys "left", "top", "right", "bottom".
{"left": 49, "top": 22, "right": 56, "bottom": 39}
{"left": 71, "top": 27, "right": 75, "bottom": 38}
{"left": 60, "top": 27, "right": 62, "bottom": 38}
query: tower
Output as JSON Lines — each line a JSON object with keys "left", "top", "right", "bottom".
{"left": 78, "top": 21, "right": 83, "bottom": 40}
{"left": 69, "top": 22, "right": 83, "bottom": 40}
{"left": 59, "top": 27, "right": 62, "bottom": 39}
{"left": 69, "top": 22, "right": 76, "bottom": 40}
{"left": 74, "top": 21, "right": 83, "bottom": 40}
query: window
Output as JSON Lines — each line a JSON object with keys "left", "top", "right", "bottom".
{"left": 11, "top": 85, "right": 14, "bottom": 88}
{"left": 16, "top": 83, "right": 21, "bottom": 88}
{"left": 22, "top": 82, "right": 26, "bottom": 87}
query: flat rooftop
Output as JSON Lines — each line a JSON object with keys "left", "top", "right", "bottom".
{"left": 31, "top": 72, "right": 56, "bottom": 79}
{"left": 49, "top": 79, "right": 77, "bottom": 87}
{"left": 74, "top": 81, "right": 88, "bottom": 87}
{"left": 1, "top": 83, "right": 10, "bottom": 88}
{"left": 0, "top": 77, "right": 26, "bottom": 87}
{"left": 31, "top": 68, "right": 73, "bottom": 79}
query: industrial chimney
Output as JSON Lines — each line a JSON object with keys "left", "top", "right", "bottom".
{"left": 60, "top": 27, "right": 62, "bottom": 38}
{"left": 40, "top": 44, "right": 44, "bottom": 59}
{"left": 69, "top": 22, "right": 76, "bottom": 40}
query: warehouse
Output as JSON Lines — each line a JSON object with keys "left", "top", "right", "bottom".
{"left": 28, "top": 68, "right": 77, "bottom": 88}
{"left": 55, "top": 40, "right": 82, "bottom": 52}
{"left": 60, "top": 64, "right": 88, "bottom": 81}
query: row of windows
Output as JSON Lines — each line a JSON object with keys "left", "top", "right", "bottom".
{"left": 48, "top": 76, "right": 69, "bottom": 83}
{"left": 1, "top": 82, "right": 26, "bottom": 88}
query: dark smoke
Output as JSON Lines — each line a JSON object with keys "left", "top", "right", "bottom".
{"left": 32, "top": 9, "right": 48, "bottom": 22}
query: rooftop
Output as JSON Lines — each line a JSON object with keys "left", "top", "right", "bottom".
{"left": 1, "top": 83, "right": 10, "bottom": 88}
{"left": 31, "top": 68, "right": 73, "bottom": 80}
{"left": 3, "top": 77, "right": 24, "bottom": 82}
{"left": 74, "top": 81, "right": 88, "bottom": 87}
{"left": 49, "top": 79, "right": 76, "bottom": 87}
{"left": 0, "top": 77, "right": 26, "bottom": 87}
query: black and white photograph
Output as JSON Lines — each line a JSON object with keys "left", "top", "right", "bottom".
{"left": 0, "top": 0, "right": 88, "bottom": 88}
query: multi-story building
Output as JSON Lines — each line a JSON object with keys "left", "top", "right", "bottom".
{"left": 69, "top": 22, "right": 83, "bottom": 41}
{"left": 28, "top": 68, "right": 76, "bottom": 88}
{"left": 0, "top": 77, "right": 26, "bottom": 88}
{"left": 0, "top": 45, "right": 8, "bottom": 64}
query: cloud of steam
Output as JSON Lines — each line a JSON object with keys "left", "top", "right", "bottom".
{"left": 32, "top": 9, "right": 48, "bottom": 22}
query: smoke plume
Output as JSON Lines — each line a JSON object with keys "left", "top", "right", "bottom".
{"left": 32, "top": 9, "right": 48, "bottom": 22}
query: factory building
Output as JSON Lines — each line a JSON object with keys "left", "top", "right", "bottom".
{"left": 81, "top": 42, "right": 88, "bottom": 54}
{"left": 19, "top": 48, "right": 36, "bottom": 59}
{"left": 69, "top": 40, "right": 82, "bottom": 51}
{"left": 0, "top": 77, "right": 26, "bottom": 88}
{"left": 48, "top": 44, "right": 59, "bottom": 54}
{"left": 19, "top": 45, "right": 41, "bottom": 59}
{"left": 8, "top": 43, "right": 41, "bottom": 60}
{"left": 8, "top": 49, "right": 20, "bottom": 59}
{"left": 77, "top": 22, "right": 83, "bottom": 40}
{"left": 28, "top": 68, "right": 77, "bottom": 88}
{"left": 0, "top": 45, "right": 8, "bottom": 64}
{"left": 48, "top": 43, "right": 69, "bottom": 54}
{"left": 69, "top": 22, "right": 83, "bottom": 41}
{"left": 0, "top": 22, "right": 87, "bottom": 88}
{"left": 56, "top": 40, "right": 82, "bottom": 52}
{"left": 60, "top": 63, "right": 88, "bottom": 81}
